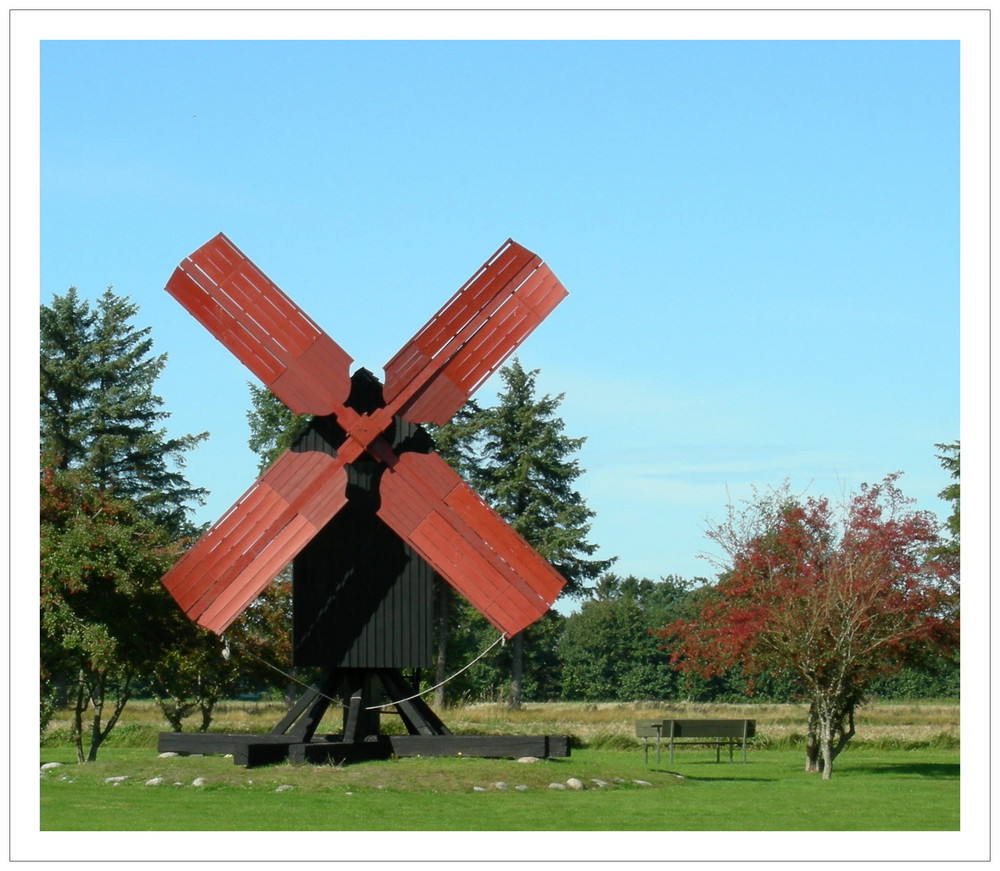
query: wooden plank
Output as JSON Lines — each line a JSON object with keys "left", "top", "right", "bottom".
{"left": 377, "top": 452, "right": 565, "bottom": 637}
{"left": 161, "top": 450, "right": 349, "bottom": 633}
{"left": 387, "top": 734, "right": 570, "bottom": 758}
{"left": 166, "top": 233, "right": 353, "bottom": 416}
{"left": 662, "top": 719, "right": 756, "bottom": 738}
{"left": 382, "top": 240, "right": 566, "bottom": 425}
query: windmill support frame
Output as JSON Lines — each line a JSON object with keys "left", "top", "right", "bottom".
{"left": 157, "top": 668, "right": 569, "bottom": 767}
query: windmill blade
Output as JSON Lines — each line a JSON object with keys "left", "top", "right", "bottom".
{"left": 166, "top": 233, "right": 354, "bottom": 416}
{"left": 161, "top": 450, "right": 350, "bottom": 634}
{"left": 382, "top": 240, "right": 567, "bottom": 425}
{"left": 376, "top": 451, "right": 566, "bottom": 638}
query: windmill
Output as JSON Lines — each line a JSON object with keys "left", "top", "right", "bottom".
{"left": 156, "top": 234, "right": 572, "bottom": 766}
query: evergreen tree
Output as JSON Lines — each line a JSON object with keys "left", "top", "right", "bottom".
{"left": 441, "top": 359, "right": 614, "bottom": 707}
{"left": 40, "top": 286, "right": 208, "bottom": 533}
{"left": 933, "top": 441, "right": 960, "bottom": 561}
{"left": 474, "top": 359, "right": 613, "bottom": 598}
{"left": 246, "top": 382, "right": 312, "bottom": 471}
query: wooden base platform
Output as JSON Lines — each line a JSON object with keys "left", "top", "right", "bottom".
{"left": 157, "top": 731, "right": 570, "bottom": 767}
{"left": 157, "top": 669, "right": 570, "bottom": 767}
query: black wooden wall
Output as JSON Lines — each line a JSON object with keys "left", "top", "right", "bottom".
{"left": 289, "top": 369, "right": 436, "bottom": 669}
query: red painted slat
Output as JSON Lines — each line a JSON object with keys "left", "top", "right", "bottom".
{"left": 383, "top": 242, "right": 567, "bottom": 425}
{"left": 385, "top": 242, "right": 535, "bottom": 382}
{"left": 161, "top": 451, "right": 349, "bottom": 632}
{"left": 183, "top": 452, "right": 344, "bottom": 619}
{"left": 166, "top": 233, "right": 353, "bottom": 416}
{"left": 196, "top": 515, "right": 316, "bottom": 634}
{"left": 382, "top": 242, "right": 540, "bottom": 408}
{"left": 376, "top": 452, "right": 566, "bottom": 637}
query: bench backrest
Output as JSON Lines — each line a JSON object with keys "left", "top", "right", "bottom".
{"left": 634, "top": 719, "right": 666, "bottom": 738}
{"left": 663, "top": 719, "right": 756, "bottom": 738}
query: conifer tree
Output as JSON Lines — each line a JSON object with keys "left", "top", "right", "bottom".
{"left": 441, "top": 359, "right": 613, "bottom": 707}
{"left": 474, "top": 359, "right": 612, "bottom": 598}
{"left": 40, "top": 286, "right": 208, "bottom": 533}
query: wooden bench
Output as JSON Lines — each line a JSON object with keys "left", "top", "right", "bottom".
{"left": 635, "top": 718, "right": 756, "bottom": 764}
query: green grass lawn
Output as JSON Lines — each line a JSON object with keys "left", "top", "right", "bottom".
{"left": 39, "top": 745, "right": 959, "bottom": 833}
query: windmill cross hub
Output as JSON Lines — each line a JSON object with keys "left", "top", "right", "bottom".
{"left": 156, "top": 233, "right": 572, "bottom": 765}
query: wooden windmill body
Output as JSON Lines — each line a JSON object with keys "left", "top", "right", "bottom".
{"left": 156, "top": 234, "right": 571, "bottom": 766}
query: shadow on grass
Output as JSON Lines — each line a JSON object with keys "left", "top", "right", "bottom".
{"left": 843, "top": 762, "right": 959, "bottom": 779}
{"left": 645, "top": 767, "right": 777, "bottom": 783}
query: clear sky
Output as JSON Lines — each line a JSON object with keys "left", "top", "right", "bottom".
{"left": 37, "top": 31, "right": 962, "bottom": 590}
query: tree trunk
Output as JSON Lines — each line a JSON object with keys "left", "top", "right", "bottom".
{"left": 86, "top": 670, "right": 132, "bottom": 762}
{"left": 807, "top": 699, "right": 856, "bottom": 780}
{"left": 87, "top": 674, "right": 106, "bottom": 762}
{"left": 198, "top": 695, "right": 217, "bottom": 732}
{"left": 72, "top": 671, "right": 87, "bottom": 764}
{"left": 508, "top": 631, "right": 524, "bottom": 709}
{"left": 153, "top": 691, "right": 196, "bottom": 732}
{"left": 433, "top": 582, "right": 451, "bottom": 710}
{"left": 804, "top": 702, "right": 823, "bottom": 773}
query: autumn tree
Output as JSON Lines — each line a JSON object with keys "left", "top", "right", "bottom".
{"left": 660, "top": 474, "right": 959, "bottom": 779}
{"left": 40, "top": 463, "right": 181, "bottom": 761}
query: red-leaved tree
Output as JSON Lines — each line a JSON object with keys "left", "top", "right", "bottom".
{"left": 659, "top": 474, "right": 958, "bottom": 779}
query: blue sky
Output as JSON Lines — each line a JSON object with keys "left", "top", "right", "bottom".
{"left": 38, "top": 35, "right": 962, "bottom": 589}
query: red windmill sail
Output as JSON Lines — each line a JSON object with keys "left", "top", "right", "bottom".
{"left": 160, "top": 234, "right": 569, "bottom": 638}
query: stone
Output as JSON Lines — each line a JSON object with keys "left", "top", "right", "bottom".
{"left": 158, "top": 752, "right": 179, "bottom": 758}
{"left": 516, "top": 756, "right": 540, "bottom": 764}
{"left": 145, "top": 777, "right": 164, "bottom": 786}
{"left": 514, "top": 785, "right": 529, "bottom": 791}
{"left": 40, "top": 762, "right": 62, "bottom": 771}
{"left": 633, "top": 779, "right": 652, "bottom": 787}
{"left": 566, "top": 778, "right": 585, "bottom": 790}
{"left": 191, "top": 777, "right": 207, "bottom": 787}
{"left": 548, "top": 782, "right": 566, "bottom": 790}
{"left": 104, "top": 775, "right": 128, "bottom": 783}
{"left": 493, "top": 782, "right": 509, "bottom": 790}
{"left": 472, "top": 786, "right": 487, "bottom": 791}
{"left": 275, "top": 784, "right": 293, "bottom": 792}
{"left": 590, "top": 779, "right": 610, "bottom": 788}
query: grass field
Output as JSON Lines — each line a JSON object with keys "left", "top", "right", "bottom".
{"left": 37, "top": 698, "right": 960, "bottom": 850}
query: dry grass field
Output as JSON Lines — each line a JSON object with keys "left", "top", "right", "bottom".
{"left": 43, "top": 697, "right": 960, "bottom": 751}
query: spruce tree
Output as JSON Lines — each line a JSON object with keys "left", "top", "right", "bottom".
{"left": 40, "top": 286, "right": 208, "bottom": 533}
{"left": 475, "top": 359, "right": 612, "bottom": 598}
{"left": 441, "top": 358, "right": 613, "bottom": 707}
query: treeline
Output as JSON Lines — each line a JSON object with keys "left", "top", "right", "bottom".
{"left": 40, "top": 287, "right": 958, "bottom": 763}
{"left": 429, "top": 572, "right": 958, "bottom": 707}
